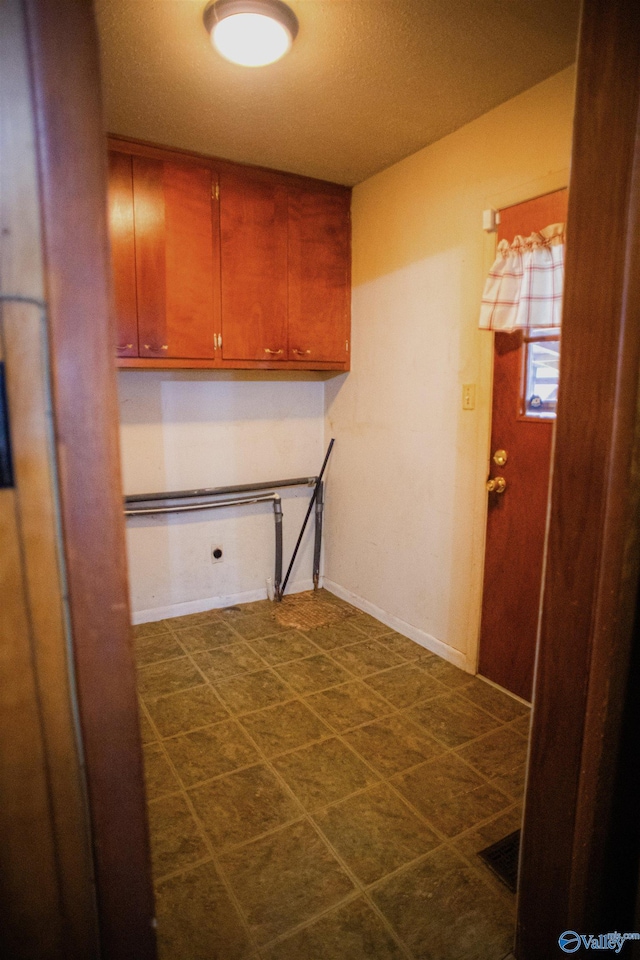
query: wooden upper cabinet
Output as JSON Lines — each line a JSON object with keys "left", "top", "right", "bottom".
{"left": 132, "top": 155, "right": 217, "bottom": 359}
{"left": 288, "top": 185, "right": 351, "bottom": 363}
{"left": 219, "top": 168, "right": 289, "bottom": 361}
{"left": 107, "top": 138, "right": 351, "bottom": 371}
{"left": 107, "top": 151, "right": 138, "bottom": 357}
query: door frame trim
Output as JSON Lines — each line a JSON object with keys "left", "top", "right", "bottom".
{"left": 517, "top": 0, "right": 640, "bottom": 951}
{"left": 22, "top": 1, "right": 157, "bottom": 956}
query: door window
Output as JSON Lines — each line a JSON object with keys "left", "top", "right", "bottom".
{"left": 522, "top": 328, "right": 560, "bottom": 419}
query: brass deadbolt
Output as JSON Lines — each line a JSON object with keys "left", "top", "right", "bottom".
{"left": 493, "top": 449, "right": 508, "bottom": 467}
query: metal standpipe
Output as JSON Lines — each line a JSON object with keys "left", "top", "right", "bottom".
{"left": 272, "top": 498, "right": 283, "bottom": 601}
{"left": 313, "top": 480, "right": 324, "bottom": 590}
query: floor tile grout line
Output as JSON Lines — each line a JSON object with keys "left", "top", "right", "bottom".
{"left": 149, "top": 724, "right": 263, "bottom": 956}
{"left": 447, "top": 797, "right": 523, "bottom": 846}
{"left": 454, "top": 684, "right": 532, "bottom": 725}
{"left": 138, "top": 697, "right": 163, "bottom": 746}
{"left": 296, "top": 688, "right": 402, "bottom": 742}
{"left": 362, "top": 839, "right": 518, "bottom": 937}
{"left": 252, "top": 890, "right": 366, "bottom": 957}
{"left": 450, "top": 751, "right": 530, "bottom": 795}
{"left": 140, "top": 655, "right": 528, "bottom": 752}
{"left": 191, "top": 686, "right": 516, "bottom": 914}
{"left": 142, "top": 684, "right": 526, "bottom": 815}
{"left": 170, "top": 622, "right": 274, "bottom": 677}
{"left": 213, "top": 710, "right": 373, "bottom": 949}
{"left": 157, "top": 694, "right": 475, "bottom": 801}
{"left": 142, "top": 674, "right": 526, "bottom": 832}
{"left": 152, "top": 852, "right": 217, "bottom": 887}
{"left": 397, "top": 701, "right": 519, "bottom": 753}
{"left": 137, "top": 628, "right": 468, "bottom": 716}
{"left": 228, "top": 712, "right": 415, "bottom": 960}
{"left": 446, "top": 684, "right": 531, "bottom": 728}
{"left": 139, "top": 594, "right": 524, "bottom": 956}
{"left": 164, "top": 630, "right": 308, "bottom": 716}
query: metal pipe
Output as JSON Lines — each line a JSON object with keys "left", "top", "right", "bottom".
{"left": 124, "top": 476, "right": 316, "bottom": 505}
{"left": 313, "top": 480, "right": 324, "bottom": 590}
{"left": 124, "top": 493, "right": 279, "bottom": 517}
{"left": 281, "top": 438, "right": 335, "bottom": 596}
{"left": 125, "top": 493, "right": 283, "bottom": 603}
{"left": 273, "top": 499, "right": 283, "bottom": 600}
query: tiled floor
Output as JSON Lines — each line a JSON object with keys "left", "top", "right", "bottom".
{"left": 135, "top": 590, "right": 530, "bottom": 960}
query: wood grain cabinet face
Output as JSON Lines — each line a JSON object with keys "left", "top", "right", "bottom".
{"left": 133, "top": 156, "right": 217, "bottom": 359}
{"left": 219, "top": 168, "right": 289, "bottom": 361}
{"left": 288, "top": 186, "right": 351, "bottom": 363}
{"left": 107, "top": 151, "right": 138, "bottom": 357}
{"left": 107, "top": 139, "right": 351, "bottom": 372}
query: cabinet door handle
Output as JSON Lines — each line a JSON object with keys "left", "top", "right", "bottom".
{"left": 293, "top": 348, "right": 311, "bottom": 356}
{"left": 117, "top": 344, "right": 133, "bottom": 351}
{"left": 264, "top": 348, "right": 283, "bottom": 355}
{"left": 143, "top": 344, "right": 168, "bottom": 351}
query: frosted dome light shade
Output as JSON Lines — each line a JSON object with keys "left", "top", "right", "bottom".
{"left": 213, "top": 12, "right": 292, "bottom": 66}
{"left": 203, "top": 1, "right": 299, "bottom": 68}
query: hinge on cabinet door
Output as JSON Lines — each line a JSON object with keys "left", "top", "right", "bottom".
{"left": 345, "top": 340, "right": 349, "bottom": 352}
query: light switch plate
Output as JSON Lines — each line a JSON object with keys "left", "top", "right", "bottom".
{"left": 462, "top": 383, "right": 476, "bottom": 410}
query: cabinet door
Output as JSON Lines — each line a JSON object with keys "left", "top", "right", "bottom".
{"left": 107, "top": 151, "right": 138, "bottom": 357}
{"left": 219, "top": 168, "right": 288, "bottom": 361}
{"left": 133, "top": 156, "right": 217, "bottom": 359}
{"left": 288, "top": 186, "right": 350, "bottom": 363}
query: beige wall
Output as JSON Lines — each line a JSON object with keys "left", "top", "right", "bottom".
{"left": 119, "top": 371, "right": 325, "bottom": 621}
{"left": 324, "top": 66, "right": 576, "bottom": 670}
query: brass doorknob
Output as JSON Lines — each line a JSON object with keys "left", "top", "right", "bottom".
{"left": 486, "top": 476, "right": 507, "bottom": 494}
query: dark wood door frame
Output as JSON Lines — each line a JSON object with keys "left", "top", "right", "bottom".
{"left": 22, "top": 1, "right": 156, "bottom": 957}
{"left": 517, "top": 0, "right": 640, "bottom": 955}
{"left": 12, "top": 0, "right": 640, "bottom": 956}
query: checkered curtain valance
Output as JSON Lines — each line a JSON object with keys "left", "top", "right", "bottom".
{"left": 479, "top": 222, "right": 565, "bottom": 332}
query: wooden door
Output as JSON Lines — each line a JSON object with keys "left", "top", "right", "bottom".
{"left": 478, "top": 188, "right": 568, "bottom": 701}
{"left": 133, "top": 155, "right": 217, "bottom": 359}
{"left": 288, "top": 185, "right": 351, "bottom": 362}
{"left": 107, "top": 151, "right": 138, "bottom": 357}
{"left": 23, "top": 0, "right": 157, "bottom": 955}
{"left": 2, "top": 0, "right": 100, "bottom": 954}
{"left": 219, "top": 167, "right": 288, "bottom": 360}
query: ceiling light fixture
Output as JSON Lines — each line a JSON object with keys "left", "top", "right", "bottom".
{"left": 203, "top": 0, "right": 299, "bottom": 68}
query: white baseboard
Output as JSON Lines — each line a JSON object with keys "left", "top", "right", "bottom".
{"left": 131, "top": 578, "right": 316, "bottom": 625}
{"left": 322, "top": 578, "right": 472, "bottom": 673}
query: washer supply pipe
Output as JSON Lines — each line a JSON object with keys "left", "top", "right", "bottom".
{"left": 124, "top": 492, "right": 283, "bottom": 600}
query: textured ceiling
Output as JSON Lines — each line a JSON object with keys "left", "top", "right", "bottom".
{"left": 96, "top": 0, "right": 579, "bottom": 186}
